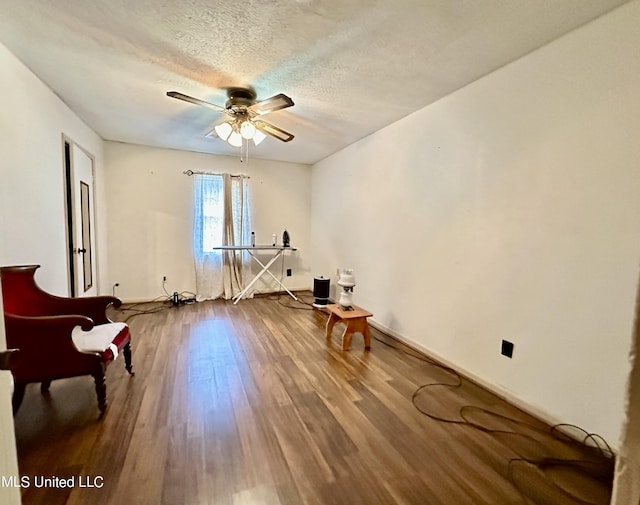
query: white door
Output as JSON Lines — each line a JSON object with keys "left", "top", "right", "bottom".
{"left": 70, "top": 143, "right": 97, "bottom": 297}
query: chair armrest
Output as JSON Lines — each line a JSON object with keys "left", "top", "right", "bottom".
{"left": 5, "top": 313, "right": 94, "bottom": 346}
{"left": 37, "top": 295, "right": 122, "bottom": 325}
{"left": 4, "top": 313, "right": 101, "bottom": 381}
{"left": 0, "top": 349, "right": 18, "bottom": 370}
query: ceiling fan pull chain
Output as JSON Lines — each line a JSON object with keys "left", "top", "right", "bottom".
{"left": 240, "top": 137, "right": 247, "bottom": 163}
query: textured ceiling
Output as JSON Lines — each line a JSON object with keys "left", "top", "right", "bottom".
{"left": 0, "top": 0, "right": 630, "bottom": 165}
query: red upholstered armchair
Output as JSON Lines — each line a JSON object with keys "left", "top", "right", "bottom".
{"left": 0, "top": 265, "right": 134, "bottom": 416}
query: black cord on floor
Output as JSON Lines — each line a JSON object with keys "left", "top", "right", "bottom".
{"left": 372, "top": 330, "right": 614, "bottom": 505}
{"left": 115, "top": 299, "right": 173, "bottom": 323}
{"left": 263, "top": 291, "right": 315, "bottom": 310}
{"left": 278, "top": 293, "right": 315, "bottom": 310}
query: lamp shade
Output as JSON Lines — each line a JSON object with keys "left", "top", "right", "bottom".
{"left": 214, "top": 122, "right": 232, "bottom": 141}
{"left": 253, "top": 130, "right": 266, "bottom": 145}
{"left": 212, "top": 119, "right": 268, "bottom": 151}
{"left": 240, "top": 121, "right": 256, "bottom": 139}
{"left": 338, "top": 269, "right": 355, "bottom": 288}
{"left": 228, "top": 131, "right": 243, "bottom": 147}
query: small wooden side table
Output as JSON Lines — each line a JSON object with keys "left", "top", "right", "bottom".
{"left": 325, "top": 304, "right": 373, "bottom": 351}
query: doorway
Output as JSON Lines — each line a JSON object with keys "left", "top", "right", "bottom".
{"left": 63, "top": 138, "right": 97, "bottom": 297}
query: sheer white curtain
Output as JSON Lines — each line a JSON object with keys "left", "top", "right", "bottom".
{"left": 193, "top": 173, "right": 251, "bottom": 301}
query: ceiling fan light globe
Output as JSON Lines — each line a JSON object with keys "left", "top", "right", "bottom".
{"left": 214, "top": 122, "right": 232, "bottom": 141}
{"left": 253, "top": 130, "right": 267, "bottom": 146}
{"left": 240, "top": 121, "right": 256, "bottom": 139}
{"left": 228, "top": 131, "right": 243, "bottom": 147}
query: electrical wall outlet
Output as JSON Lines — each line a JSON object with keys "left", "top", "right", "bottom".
{"left": 286, "top": 268, "right": 292, "bottom": 277}
{"left": 501, "top": 340, "right": 514, "bottom": 358}
{"left": 163, "top": 276, "right": 167, "bottom": 282}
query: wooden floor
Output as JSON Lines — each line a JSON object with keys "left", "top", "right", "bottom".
{"left": 14, "top": 293, "right": 613, "bottom": 505}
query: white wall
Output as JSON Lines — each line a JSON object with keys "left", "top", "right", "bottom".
{"left": 311, "top": 1, "right": 640, "bottom": 447}
{"left": 0, "top": 42, "right": 108, "bottom": 296}
{"left": 104, "top": 142, "right": 312, "bottom": 301}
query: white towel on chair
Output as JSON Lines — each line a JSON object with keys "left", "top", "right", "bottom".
{"left": 71, "top": 322, "right": 126, "bottom": 360}
{"left": 108, "top": 343, "right": 119, "bottom": 360}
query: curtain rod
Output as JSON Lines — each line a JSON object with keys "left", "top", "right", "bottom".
{"left": 183, "top": 169, "right": 250, "bottom": 178}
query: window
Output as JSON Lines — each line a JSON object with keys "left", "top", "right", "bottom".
{"left": 192, "top": 173, "right": 251, "bottom": 300}
{"left": 198, "top": 175, "right": 224, "bottom": 253}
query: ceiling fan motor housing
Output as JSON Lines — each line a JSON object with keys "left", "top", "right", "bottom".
{"left": 226, "top": 88, "right": 256, "bottom": 109}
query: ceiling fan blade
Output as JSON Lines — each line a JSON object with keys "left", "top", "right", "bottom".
{"left": 253, "top": 120, "right": 295, "bottom": 142}
{"left": 166, "top": 91, "right": 226, "bottom": 114}
{"left": 248, "top": 94, "right": 294, "bottom": 116}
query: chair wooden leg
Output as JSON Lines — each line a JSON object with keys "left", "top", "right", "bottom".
{"left": 92, "top": 370, "right": 107, "bottom": 416}
{"left": 123, "top": 342, "right": 134, "bottom": 376}
{"left": 12, "top": 382, "right": 26, "bottom": 415}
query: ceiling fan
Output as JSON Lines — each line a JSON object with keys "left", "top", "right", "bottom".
{"left": 166, "top": 88, "right": 295, "bottom": 146}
